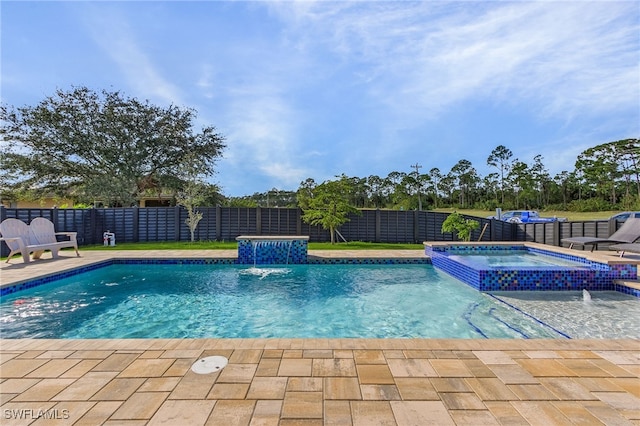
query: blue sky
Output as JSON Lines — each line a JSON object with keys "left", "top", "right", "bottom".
{"left": 2, "top": 1, "right": 639, "bottom": 197}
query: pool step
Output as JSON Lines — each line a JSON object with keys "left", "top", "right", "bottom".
{"left": 613, "top": 279, "right": 640, "bottom": 298}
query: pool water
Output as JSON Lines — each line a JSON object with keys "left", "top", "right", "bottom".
{"left": 448, "top": 251, "right": 588, "bottom": 268}
{"left": 1, "top": 264, "right": 637, "bottom": 339}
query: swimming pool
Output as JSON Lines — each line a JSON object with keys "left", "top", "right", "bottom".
{"left": 1, "top": 262, "right": 637, "bottom": 339}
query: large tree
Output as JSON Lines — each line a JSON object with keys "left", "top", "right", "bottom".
{"left": 487, "top": 145, "right": 513, "bottom": 205}
{"left": 427, "top": 167, "right": 442, "bottom": 209}
{"left": 0, "top": 87, "right": 226, "bottom": 206}
{"left": 450, "top": 159, "right": 478, "bottom": 208}
{"left": 575, "top": 142, "right": 621, "bottom": 205}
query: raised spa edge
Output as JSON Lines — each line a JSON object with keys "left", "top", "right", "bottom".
{"left": 424, "top": 242, "right": 639, "bottom": 295}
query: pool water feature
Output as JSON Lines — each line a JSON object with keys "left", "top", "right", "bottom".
{"left": 236, "top": 236, "right": 309, "bottom": 264}
{"left": 0, "top": 263, "right": 582, "bottom": 339}
{"left": 425, "top": 244, "right": 638, "bottom": 292}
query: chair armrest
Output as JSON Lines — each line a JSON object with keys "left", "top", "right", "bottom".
{"left": 55, "top": 232, "right": 78, "bottom": 240}
{"left": 0, "top": 236, "right": 28, "bottom": 250}
{"left": 0, "top": 236, "right": 24, "bottom": 243}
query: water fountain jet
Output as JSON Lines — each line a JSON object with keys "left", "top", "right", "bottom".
{"left": 236, "top": 236, "right": 309, "bottom": 265}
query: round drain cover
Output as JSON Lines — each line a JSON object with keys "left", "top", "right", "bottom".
{"left": 191, "top": 356, "right": 228, "bottom": 374}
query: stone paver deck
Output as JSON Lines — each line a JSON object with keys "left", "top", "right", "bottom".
{"left": 1, "top": 248, "right": 639, "bottom": 425}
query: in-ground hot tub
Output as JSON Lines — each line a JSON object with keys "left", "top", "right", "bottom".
{"left": 424, "top": 243, "right": 638, "bottom": 293}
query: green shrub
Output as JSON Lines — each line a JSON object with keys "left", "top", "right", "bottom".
{"left": 441, "top": 211, "right": 480, "bottom": 242}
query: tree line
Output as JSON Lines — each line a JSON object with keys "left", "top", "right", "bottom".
{"left": 1, "top": 87, "right": 638, "bottom": 213}
{"left": 229, "top": 140, "right": 640, "bottom": 212}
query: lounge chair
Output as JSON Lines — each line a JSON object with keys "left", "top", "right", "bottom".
{"left": 561, "top": 217, "right": 640, "bottom": 251}
{"left": 609, "top": 243, "right": 640, "bottom": 257}
{"left": 0, "top": 217, "right": 79, "bottom": 263}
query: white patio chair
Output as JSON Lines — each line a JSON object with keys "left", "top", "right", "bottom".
{"left": 29, "top": 217, "right": 79, "bottom": 257}
{"left": 0, "top": 217, "right": 80, "bottom": 263}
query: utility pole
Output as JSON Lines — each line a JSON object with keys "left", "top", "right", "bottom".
{"left": 411, "top": 163, "right": 423, "bottom": 210}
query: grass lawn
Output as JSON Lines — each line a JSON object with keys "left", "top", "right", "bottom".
{"left": 81, "top": 241, "right": 425, "bottom": 251}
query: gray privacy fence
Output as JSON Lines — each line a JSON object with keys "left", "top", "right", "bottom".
{"left": 0, "top": 206, "right": 622, "bottom": 257}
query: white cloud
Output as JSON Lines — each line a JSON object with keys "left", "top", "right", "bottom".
{"left": 223, "top": 92, "right": 312, "bottom": 189}
{"left": 196, "top": 65, "right": 216, "bottom": 100}
{"left": 266, "top": 1, "right": 639, "bottom": 123}
{"left": 80, "top": 4, "right": 185, "bottom": 106}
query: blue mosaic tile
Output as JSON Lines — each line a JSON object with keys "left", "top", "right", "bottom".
{"left": 237, "top": 239, "right": 308, "bottom": 264}
{"left": 615, "top": 284, "right": 640, "bottom": 298}
{"left": 425, "top": 245, "right": 638, "bottom": 297}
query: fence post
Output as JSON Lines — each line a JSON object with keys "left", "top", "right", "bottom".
{"left": 51, "top": 207, "right": 59, "bottom": 225}
{"left": 552, "top": 221, "right": 560, "bottom": 246}
{"left": 375, "top": 209, "right": 381, "bottom": 242}
{"left": 132, "top": 207, "right": 139, "bottom": 242}
{"left": 297, "top": 208, "right": 302, "bottom": 235}
{"left": 89, "top": 208, "right": 97, "bottom": 245}
{"left": 489, "top": 220, "right": 496, "bottom": 242}
{"left": 256, "top": 206, "right": 262, "bottom": 235}
{"left": 174, "top": 206, "right": 181, "bottom": 241}
{"left": 413, "top": 210, "right": 420, "bottom": 243}
{"left": 215, "top": 206, "right": 221, "bottom": 241}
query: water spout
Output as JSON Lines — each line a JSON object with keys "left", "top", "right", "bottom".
{"left": 582, "top": 289, "right": 592, "bottom": 302}
{"left": 236, "top": 236, "right": 309, "bottom": 265}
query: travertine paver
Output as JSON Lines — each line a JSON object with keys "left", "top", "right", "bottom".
{"left": 147, "top": 399, "right": 216, "bottom": 426}
{"left": 356, "top": 364, "right": 395, "bottom": 385}
{"left": 324, "top": 377, "right": 361, "bottom": 400}
{"left": 281, "top": 391, "right": 323, "bottom": 419}
{"left": 250, "top": 399, "right": 282, "bottom": 425}
{"left": 465, "top": 377, "right": 519, "bottom": 401}
{"left": 312, "top": 358, "right": 357, "bottom": 377}
{"left": 1, "top": 249, "right": 639, "bottom": 424}
{"left": 51, "top": 371, "right": 118, "bottom": 401}
{"left": 387, "top": 358, "right": 437, "bottom": 377}
{"left": 0, "top": 359, "right": 48, "bottom": 378}
{"left": 246, "top": 376, "right": 287, "bottom": 399}
{"left": 324, "top": 400, "right": 352, "bottom": 425}
{"left": 360, "top": 384, "right": 401, "bottom": 400}
{"left": 11, "top": 378, "right": 75, "bottom": 402}
{"left": 391, "top": 400, "right": 456, "bottom": 426}
{"left": 207, "top": 383, "right": 249, "bottom": 399}
{"left": 110, "top": 391, "right": 170, "bottom": 420}
{"left": 278, "top": 358, "right": 312, "bottom": 376}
